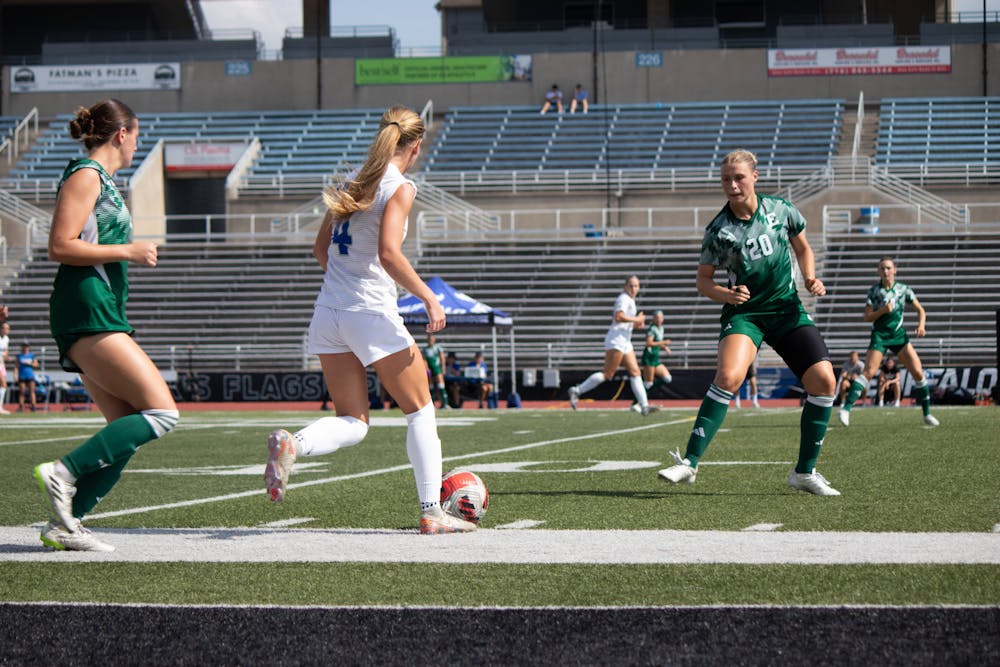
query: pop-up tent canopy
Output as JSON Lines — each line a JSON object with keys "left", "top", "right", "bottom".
{"left": 397, "top": 276, "right": 515, "bottom": 396}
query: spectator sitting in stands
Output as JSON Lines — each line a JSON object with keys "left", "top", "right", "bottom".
{"left": 540, "top": 85, "right": 563, "bottom": 115}
{"left": 837, "top": 350, "right": 865, "bottom": 406}
{"left": 465, "top": 351, "right": 494, "bottom": 409}
{"left": 444, "top": 351, "right": 463, "bottom": 408}
{"left": 570, "top": 84, "right": 589, "bottom": 114}
{"left": 878, "top": 354, "right": 901, "bottom": 407}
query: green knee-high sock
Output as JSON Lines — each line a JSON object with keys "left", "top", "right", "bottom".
{"left": 913, "top": 380, "right": 931, "bottom": 416}
{"left": 684, "top": 384, "right": 733, "bottom": 466}
{"left": 798, "top": 395, "right": 834, "bottom": 473}
{"left": 62, "top": 413, "right": 157, "bottom": 479}
{"left": 842, "top": 376, "right": 868, "bottom": 411}
{"left": 652, "top": 376, "right": 672, "bottom": 389}
{"left": 71, "top": 454, "right": 132, "bottom": 518}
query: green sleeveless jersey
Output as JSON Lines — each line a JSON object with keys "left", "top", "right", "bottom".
{"left": 700, "top": 194, "right": 806, "bottom": 316}
{"left": 642, "top": 323, "right": 665, "bottom": 365}
{"left": 49, "top": 159, "right": 133, "bottom": 344}
{"left": 866, "top": 281, "right": 916, "bottom": 335}
{"left": 423, "top": 343, "right": 444, "bottom": 374}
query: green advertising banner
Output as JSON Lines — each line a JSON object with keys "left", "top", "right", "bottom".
{"left": 356, "top": 55, "right": 532, "bottom": 85}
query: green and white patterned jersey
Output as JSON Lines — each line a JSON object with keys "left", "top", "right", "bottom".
{"left": 642, "top": 323, "right": 665, "bottom": 364}
{"left": 49, "top": 158, "right": 133, "bottom": 352}
{"left": 423, "top": 343, "right": 444, "bottom": 374}
{"left": 866, "top": 281, "right": 916, "bottom": 335}
{"left": 700, "top": 194, "right": 806, "bottom": 315}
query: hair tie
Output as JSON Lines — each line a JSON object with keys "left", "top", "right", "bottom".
{"left": 387, "top": 121, "right": 401, "bottom": 128}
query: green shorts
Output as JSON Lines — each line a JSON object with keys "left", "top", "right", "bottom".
{"left": 868, "top": 328, "right": 910, "bottom": 355}
{"left": 720, "top": 303, "right": 816, "bottom": 348}
{"left": 53, "top": 329, "right": 133, "bottom": 373}
{"left": 641, "top": 348, "right": 660, "bottom": 367}
{"left": 426, "top": 360, "right": 443, "bottom": 376}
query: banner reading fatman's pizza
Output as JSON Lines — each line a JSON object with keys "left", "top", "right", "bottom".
{"left": 10, "top": 63, "right": 181, "bottom": 92}
{"left": 767, "top": 46, "right": 951, "bottom": 76}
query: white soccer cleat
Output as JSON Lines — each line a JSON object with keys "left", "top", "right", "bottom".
{"left": 264, "top": 429, "right": 297, "bottom": 503}
{"left": 630, "top": 402, "right": 642, "bottom": 413}
{"left": 568, "top": 386, "right": 580, "bottom": 411}
{"left": 658, "top": 448, "right": 697, "bottom": 484}
{"left": 39, "top": 520, "right": 115, "bottom": 552}
{"left": 838, "top": 409, "right": 850, "bottom": 427}
{"left": 34, "top": 462, "right": 77, "bottom": 530}
{"left": 787, "top": 469, "right": 841, "bottom": 496}
{"left": 923, "top": 414, "right": 940, "bottom": 427}
{"left": 419, "top": 506, "right": 477, "bottom": 534}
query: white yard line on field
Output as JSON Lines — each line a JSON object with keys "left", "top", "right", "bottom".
{"left": 82, "top": 418, "right": 694, "bottom": 521}
{"left": 0, "top": 526, "right": 997, "bottom": 564}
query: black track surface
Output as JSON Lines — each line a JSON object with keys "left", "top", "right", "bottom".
{"left": 1, "top": 604, "right": 997, "bottom": 665}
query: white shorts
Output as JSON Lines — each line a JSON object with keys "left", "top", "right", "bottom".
{"left": 603, "top": 331, "right": 634, "bottom": 354}
{"left": 307, "top": 306, "right": 415, "bottom": 367}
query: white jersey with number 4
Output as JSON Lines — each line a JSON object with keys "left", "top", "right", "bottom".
{"left": 315, "top": 163, "right": 415, "bottom": 315}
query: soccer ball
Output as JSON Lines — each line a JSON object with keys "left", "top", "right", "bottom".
{"left": 440, "top": 469, "right": 489, "bottom": 523}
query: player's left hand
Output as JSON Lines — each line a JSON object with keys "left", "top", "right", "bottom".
{"left": 915, "top": 325, "right": 926, "bottom": 337}
{"left": 804, "top": 277, "right": 826, "bottom": 296}
{"left": 425, "top": 300, "right": 446, "bottom": 333}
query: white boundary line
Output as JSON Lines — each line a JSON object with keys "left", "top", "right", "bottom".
{"left": 85, "top": 418, "right": 694, "bottom": 520}
{"left": 1, "top": 601, "right": 996, "bottom": 610}
{"left": 1, "top": 526, "right": 998, "bottom": 564}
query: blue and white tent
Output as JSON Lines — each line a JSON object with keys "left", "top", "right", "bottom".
{"left": 397, "top": 276, "right": 516, "bottom": 395}
{"left": 397, "top": 276, "right": 512, "bottom": 327}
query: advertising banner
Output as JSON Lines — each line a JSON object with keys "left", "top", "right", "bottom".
{"left": 356, "top": 55, "right": 532, "bottom": 85}
{"left": 164, "top": 142, "right": 248, "bottom": 172}
{"left": 10, "top": 62, "right": 181, "bottom": 92}
{"left": 767, "top": 46, "right": 951, "bottom": 76}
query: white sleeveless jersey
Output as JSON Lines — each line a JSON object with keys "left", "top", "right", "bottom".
{"left": 607, "top": 292, "right": 637, "bottom": 337}
{"left": 315, "top": 163, "right": 415, "bottom": 314}
{"left": 0, "top": 334, "right": 8, "bottom": 359}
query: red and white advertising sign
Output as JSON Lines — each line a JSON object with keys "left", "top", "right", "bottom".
{"left": 767, "top": 46, "right": 951, "bottom": 76}
{"left": 164, "top": 142, "right": 247, "bottom": 172}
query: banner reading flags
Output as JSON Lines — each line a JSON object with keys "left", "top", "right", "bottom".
{"left": 767, "top": 46, "right": 951, "bottom": 77}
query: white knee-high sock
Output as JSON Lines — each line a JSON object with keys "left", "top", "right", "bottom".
{"left": 643, "top": 381, "right": 653, "bottom": 390}
{"left": 0, "top": 387, "right": 6, "bottom": 406}
{"left": 294, "top": 416, "right": 368, "bottom": 456}
{"left": 577, "top": 372, "right": 606, "bottom": 395}
{"left": 405, "top": 402, "right": 442, "bottom": 507}
{"left": 630, "top": 375, "right": 648, "bottom": 407}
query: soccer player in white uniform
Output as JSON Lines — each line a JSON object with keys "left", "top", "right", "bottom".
{"left": 568, "top": 275, "right": 652, "bottom": 415}
{"left": 0, "top": 322, "right": 9, "bottom": 414}
{"left": 264, "top": 105, "right": 475, "bottom": 534}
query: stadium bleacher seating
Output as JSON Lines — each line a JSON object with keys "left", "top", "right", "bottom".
{"left": 425, "top": 99, "right": 844, "bottom": 173}
{"left": 2, "top": 108, "right": 385, "bottom": 192}
{"left": 3, "top": 243, "right": 318, "bottom": 371}
{"left": 0, "top": 116, "right": 22, "bottom": 138}
{"left": 817, "top": 231, "right": 1000, "bottom": 364}
{"left": 875, "top": 97, "right": 1000, "bottom": 168}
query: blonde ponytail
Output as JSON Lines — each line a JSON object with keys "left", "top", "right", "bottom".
{"left": 324, "top": 106, "right": 424, "bottom": 220}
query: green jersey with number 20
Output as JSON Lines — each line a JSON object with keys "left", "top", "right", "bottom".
{"left": 700, "top": 194, "right": 806, "bottom": 315}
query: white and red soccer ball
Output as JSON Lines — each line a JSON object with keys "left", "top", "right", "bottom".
{"left": 440, "top": 469, "right": 489, "bottom": 523}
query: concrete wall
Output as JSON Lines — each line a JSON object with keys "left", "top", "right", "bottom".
{"left": 3, "top": 43, "right": 997, "bottom": 117}
{"left": 128, "top": 139, "right": 166, "bottom": 242}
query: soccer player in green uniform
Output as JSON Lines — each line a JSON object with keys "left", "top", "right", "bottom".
{"left": 838, "top": 257, "right": 939, "bottom": 427}
{"left": 641, "top": 310, "right": 672, "bottom": 392}
{"left": 659, "top": 149, "right": 840, "bottom": 495}
{"left": 423, "top": 333, "right": 449, "bottom": 409}
{"left": 33, "top": 99, "right": 179, "bottom": 551}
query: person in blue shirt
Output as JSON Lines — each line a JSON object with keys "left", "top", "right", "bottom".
{"left": 466, "top": 351, "right": 494, "bottom": 409}
{"left": 16, "top": 343, "right": 39, "bottom": 412}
